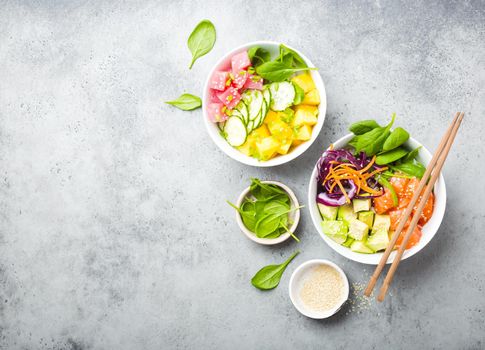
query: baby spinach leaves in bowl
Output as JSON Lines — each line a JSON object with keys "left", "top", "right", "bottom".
{"left": 228, "top": 178, "right": 302, "bottom": 245}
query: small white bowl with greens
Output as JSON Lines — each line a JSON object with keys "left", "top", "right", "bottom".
{"left": 228, "top": 179, "right": 301, "bottom": 245}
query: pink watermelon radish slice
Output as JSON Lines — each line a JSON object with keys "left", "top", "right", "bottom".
{"left": 217, "top": 87, "right": 241, "bottom": 109}
{"left": 243, "top": 75, "right": 263, "bottom": 90}
{"left": 207, "top": 103, "right": 227, "bottom": 123}
{"left": 210, "top": 71, "right": 230, "bottom": 91}
{"left": 231, "top": 51, "right": 251, "bottom": 72}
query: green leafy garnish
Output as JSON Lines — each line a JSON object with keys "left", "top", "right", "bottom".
{"left": 187, "top": 20, "right": 216, "bottom": 69}
{"left": 292, "top": 82, "right": 305, "bottom": 105}
{"left": 402, "top": 146, "right": 422, "bottom": 163}
{"left": 349, "top": 113, "right": 395, "bottom": 156}
{"left": 279, "top": 44, "right": 307, "bottom": 68}
{"left": 389, "top": 161, "right": 426, "bottom": 179}
{"left": 349, "top": 120, "right": 381, "bottom": 135}
{"left": 377, "top": 176, "right": 398, "bottom": 206}
{"left": 165, "top": 93, "right": 202, "bottom": 110}
{"left": 251, "top": 251, "right": 300, "bottom": 290}
{"left": 248, "top": 46, "right": 271, "bottom": 67}
{"left": 375, "top": 147, "right": 408, "bottom": 165}
{"left": 228, "top": 178, "right": 302, "bottom": 242}
{"left": 382, "top": 127, "right": 410, "bottom": 151}
{"left": 256, "top": 61, "right": 316, "bottom": 82}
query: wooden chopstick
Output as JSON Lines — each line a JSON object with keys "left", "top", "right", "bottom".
{"left": 364, "top": 112, "right": 464, "bottom": 298}
{"left": 376, "top": 111, "right": 464, "bottom": 301}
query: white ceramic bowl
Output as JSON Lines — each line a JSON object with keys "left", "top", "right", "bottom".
{"left": 235, "top": 180, "right": 300, "bottom": 245}
{"left": 308, "top": 134, "right": 447, "bottom": 265}
{"left": 202, "top": 41, "right": 327, "bottom": 167}
{"left": 289, "top": 259, "right": 349, "bottom": 319}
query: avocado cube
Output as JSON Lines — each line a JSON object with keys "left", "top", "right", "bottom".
{"left": 321, "top": 220, "right": 348, "bottom": 244}
{"left": 342, "top": 236, "right": 355, "bottom": 247}
{"left": 337, "top": 204, "right": 358, "bottom": 224}
{"left": 318, "top": 203, "right": 338, "bottom": 221}
{"left": 350, "top": 240, "right": 374, "bottom": 254}
{"left": 358, "top": 211, "right": 374, "bottom": 229}
{"left": 372, "top": 214, "right": 391, "bottom": 233}
{"left": 352, "top": 198, "right": 371, "bottom": 213}
{"left": 366, "top": 229, "right": 390, "bottom": 252}
{"left": 348, "top": 219, "right": 369, "bottom": 241}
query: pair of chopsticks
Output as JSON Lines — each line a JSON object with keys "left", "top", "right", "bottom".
{"left": 364, "top": 112, "right": 465, "bottom": 302}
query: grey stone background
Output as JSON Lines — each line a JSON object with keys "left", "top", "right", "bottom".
{"left": 0, "top": 0, "right": 484, "bottom": 349}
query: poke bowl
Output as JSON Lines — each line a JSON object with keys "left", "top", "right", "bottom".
{"left": 308, "top": 117, "right": 446, "bottom": 265}
{"left": 202, "top": 41, "right": 326, "bottom": 167}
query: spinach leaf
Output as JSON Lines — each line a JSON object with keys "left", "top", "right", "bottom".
{"left": 264, "top": 200, "right": 290, "bottom": 216}
{"left": 165, "top": 93, "right": 202, "bottom": 111}
{"left": 351, "top": 113, "right": 395, "bottom": 156}
{"left": 280, "top": 52, "right": 294, "bottom": 67}
{"left": 349, "top": 120, "right": 380, "bottom": 135}
{"left": 389, "top": 161, "right": 426, "bottom": 178}
{"left": 248, "top": 46, "right": 271, "bottom": 67}
{"left": 279, "top": 44, "right": 307, "bottom": 68}
{"left": 377, "top": 176, "right": 398, "bottom": 206}
{"left": 256, "top": 61, "right": 316, "bottom": 82}
{"left": 227, "top": 201, "right": 257, "bottom": 231}
{"left": 251, "top": 251, "right": 300, "bottom": 290}
{"left": 375, "top": 147, "right": 408, "bottom": 165}
{"left": 383, "top": 127, "right": 410, "bottom": 151}
{"left": 187, "top": 20, "right": 216, "bottom": 69}
{"left": 402, "top": 146, "right": 422, "bottom": 163}
{"left": 255, "top": 213, "right": 283, "bottom": 238}
{"left": 292, "top": 82, "right": 305, "bottom": 105}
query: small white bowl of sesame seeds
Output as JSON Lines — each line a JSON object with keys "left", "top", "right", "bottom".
{"left": 289, "top": 259, "right": 349, "bottom": 319}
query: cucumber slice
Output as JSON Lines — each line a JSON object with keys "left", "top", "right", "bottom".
{"left": 242, "top": 90, "right": 264, "bottom": 122}
{"left": 269, "top": 82, "right": 295, "bottom": 111}
{"left": 255, "top": 97, "right": 268, "bottom": 128}
{"left": 235, "top": 102, "right": 249, "bottom": 124}
{"left": 224, "top": 116, "right": 247, "bottom": 147}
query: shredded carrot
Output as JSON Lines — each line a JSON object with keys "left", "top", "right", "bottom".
{"left": 323, "top": 154, "right": 388, "bottom": 198}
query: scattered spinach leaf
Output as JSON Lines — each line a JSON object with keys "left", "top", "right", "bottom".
{"left": 187, "top": 20, "right": 216, "bottom": 69}
{"left": 383, "top": 127, "right": 410, "bottom": 151}
{"left": 279, "top": 44, "right": 307, "bottom": 68}
{"left": 251, "top": 251, "right": 300, "bottom": 290}
{"left": 165, "top": 93, "right": 202, "bottom": 111}
{"left": 349, "top": 120, "right": 381, "bottom": 135}
{"left": 389, "top": 161, "right": 426, "bottom": 178}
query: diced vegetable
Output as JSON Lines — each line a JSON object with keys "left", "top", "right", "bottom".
{"left": 318, "top": 203, "right": 338, "bottom": 220}
{"left": 269, "top": 82, "right": 295, "bottom": 111}
{"left": 210, "top": 71, "right": 230, "bottom": 91}
{"left": 367, "top": 229, "right": 390, "bottom": 252}
{"left": 321, "top": 221, "right": 348, "bottom": 244}
{"left": 348, "top": 219, "right": 369, "bottom": 241}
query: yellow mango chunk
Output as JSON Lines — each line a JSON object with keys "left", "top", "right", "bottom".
{"left": 291, "top": 139, "right": 303, "bottom": 147}
{"left": 256, "top": 136, "right": 281, "bottom": 160}
{"left": 277, "top": 138, "right": 292, "bottom": 155}
{"left": 302, "top": 89, "right": 320, "bottom": 105}
{"left": 237, "top": 141, "right": 253, "bottom": 156}
{"left": 267, "top": 120, "right": 293, "bottom": 141}
{"left": 251, "top": 124, "right": 270, "bottom": 140}
{"left": 263, "top": 110, "right": 280, "bottom": 125}
{"left": 294, "top": 124, "right": 312, "bottom": 141}
{"left": 291, "top": 72, "right": 316, "bottom": 93}
{"left": 293, "top": 105, "right": 318, "bottom": 126}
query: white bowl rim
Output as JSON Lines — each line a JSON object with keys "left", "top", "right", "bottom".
{"left": 289, "top": 259, "right": 349, "bottom": 319}
{"left": 235, "top": 180, "right": 300, "bottom": 245}
{"left": 308, "top": 133, "right": 447, "bottom": 265}
{"left": 202, "top": 40, "right": 327, "bottom": 167}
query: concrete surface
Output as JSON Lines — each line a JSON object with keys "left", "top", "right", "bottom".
{"left": 0, "top": 1, "right": 484, "bottom": 349}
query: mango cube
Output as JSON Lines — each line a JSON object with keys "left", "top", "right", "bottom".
{"left": 291, "top": 72, "right": 316, "bottom": 93}
{"left": 251, "top": 124, "right": 270, "bottom": 141}
{"left": 267, "top": 120, "right": 293, "bottom": 140}
{"left": 302, "top": 89, "right": 320, "bottom": 105}
{"left": 264, "top": 110, "right": 280, "bottom": 125}
{"left": 237, "top": 140, "right": 254, "bottom": 156}
{"left": 293, "top": 105, "right": 318, "bottom": 126}
{"left": 294, "top": 124, "right": 312, "bottom": 141}
{"left": 256, "top": 136, "right": 281, "bottom": 160}
{"left": 277, "top": 138, "right": 292, "bottom": 155}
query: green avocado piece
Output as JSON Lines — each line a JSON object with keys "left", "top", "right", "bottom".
{"left": 372, "top": 214, "right": 391, "bottom": 232}
{"left": 358, "top": 211, "right": 375, "bottom": 229}
{"left": 321, "top": 220, "right": 348, "bottom": 244}
{"left": 352, "top": 198, "right": 371, "bottom": 213}
{"left": 367, "top": 229, "right": 390, "bottom": 252}
{"left": 342, "top": 236, "right": 355, "bottom": 247}
{"left": 317, "top": 203, "right": 338, "bottom": 221}
{"left": 337, "top": 204, "right": 357, "bottom": 224}
{"left": 348, "top": 218, "right": 369, "bottom": 241}
{"left": 350, "top": 240, "right": 374, "bottom": 254}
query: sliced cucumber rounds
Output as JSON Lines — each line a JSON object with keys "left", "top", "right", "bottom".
{"left": 224, "top": 116, "right": 247, "bottom": 147}
{"left": 269, "top": 82, "right": 295, "bottom": 111}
